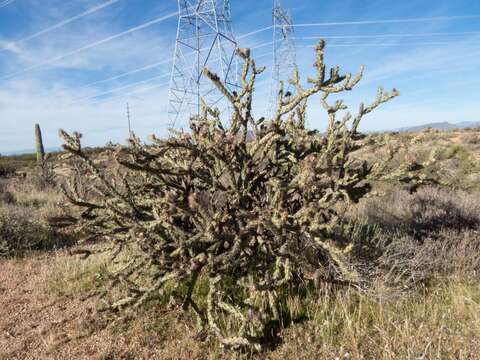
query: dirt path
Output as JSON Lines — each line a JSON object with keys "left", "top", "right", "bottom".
{"left": 0, "top": 252, "right": 211, "bottom": 360}
{"left": 0, "top": 254, "right": 117, "bottom": 360}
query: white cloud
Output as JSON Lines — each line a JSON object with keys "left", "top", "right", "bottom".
{"left": 2, "top": 21, "right": 173, "bottom": 75}
{"left": 360, "top": 37, "right": 480, "bottom": 85}
{"left": 0, "top": 77, "right": 173, "bottom": 153}
{"left": 0, "top": 40, "right": 21, "bottom": 54}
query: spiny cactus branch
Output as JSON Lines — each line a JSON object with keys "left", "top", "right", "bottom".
{"left": 57, "top": 40, "right": 426, "bottom": 352}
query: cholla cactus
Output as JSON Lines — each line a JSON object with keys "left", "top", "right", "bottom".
{"left": 58, "top": 40, "right": 422, "bottom": 351}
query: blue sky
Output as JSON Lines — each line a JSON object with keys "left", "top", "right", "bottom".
{"left": 0, "top": 0, "right": 479, "bottom": 153}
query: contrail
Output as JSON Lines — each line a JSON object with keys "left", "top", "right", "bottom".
{"left": 0, "top": 0, "right": 18, "bottom": 10}
{"left": 53, "top": 24, "right": 269, "bottom": 98}
{"left": 294, "top": 31, "right": 480, "bottom": 40}
{"left": 91, "top": 50, "right": 274, "bottom": 104}
{"left": 0, "top": 10, "right": 179, "bottom": 80}
{"left": 80, "top": 26, "right": 273, "bottom": 87}
{"left": 300, "top": 41, "right": 478, "bottom": 48}
{"left": 70, "top": 58, "right": 172, "bottom": 91}
{"left": 237, "top": 26, "right": 273, "bottom": 39}
{"left": 291, "top": 14, "right": 480, "bottom": 27}
{"left": 75, "top": 73, "right": 170, "bottom": 102}
{"left": 90, "top": 80, "right": 171, "bottom": 104}
{"left": 13, "top": 0, "right": 123, "bottom": 45}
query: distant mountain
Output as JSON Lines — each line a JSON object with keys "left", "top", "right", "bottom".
{"left": 454, "top": 121, "right": 480, "bottom": 129}
{"left": 395, "top": 121, "right": 480, "bottom": 132}
{"left": 1, "top": 147, "right": 61, "bottom": 156}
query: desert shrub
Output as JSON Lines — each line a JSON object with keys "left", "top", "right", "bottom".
{"left": 58, "top": 41, "right": 425, "bottom": 351}
{"left": 0, "top": 205, "right": 70, "bottom": 257}
{"left": 30, "top": 160, "right": 58, "bottom": 190}
{"left": 4, "top": 176, "right": 63, "bottom": 211}
{"left": 462, "top": 132, "right": 480, "bottom": 145}
{"left": 359, "top": 187, "right": 480, "bottom": 237}
{"left": 0, "top": 162, "right": 15, "bottom": 177}
{"left": 442, "top": 144, "right": 469, "bottom": 160}
{"left": 437, "top": 144, "right": 478, "bottom": 174}
{"left": 0, "top": 153, "right": 36, "bottom": 174}
{"left": 377, "top": 228, "right": 480, "bottom": 289}
{"left": 0, "top": 179, "right": 15, "bottom": 204}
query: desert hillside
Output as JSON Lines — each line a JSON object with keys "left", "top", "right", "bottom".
{"left": 1, "top": 126, "right": 480, "bottom": 359}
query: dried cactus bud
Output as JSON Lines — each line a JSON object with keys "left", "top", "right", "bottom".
{"left": 188, "top": 192, "right": 198, "bottom": 209}
{"left": 235, "top": 47, "right": 250, "bottom": 60}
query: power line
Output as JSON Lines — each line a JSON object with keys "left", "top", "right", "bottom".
{"left": 56, "top": 36, "right": 477, "bottom": 108}
{"left": 0, "top": 10, "right": 179, "bottom": 80}
{"left": 57, "top": 25, "right": 272, "bottom": 96}
{"left": 40, "top": 16, "right": 480, "bottom": 95}
{"left": 0, "top": 0, "right": 123, "bottom": 50}
{"left": 290, "top": 14, "right": 480, "bottom": 27}
{"left": 29, "top": 19, "right": 480, "bottom": 105}
{"left": 2, "top": 11, "right": 478, "bottom": 80}
{"left": 68, "top": 33, "right": 459, "bottom": 106}
{"left": 91, "top": 80, "right": 170, "bottom": 103}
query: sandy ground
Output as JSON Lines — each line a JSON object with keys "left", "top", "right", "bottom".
{"left": 0, "top": 252, "right": 215, "bottom": 360}
{"left": 0, "top": 254, "right": 106, "bottom": 359}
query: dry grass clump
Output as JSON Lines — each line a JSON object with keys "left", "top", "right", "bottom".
{"left": 5, "top": 176, "right": 63, "bottom": 212}
{"left": 37, "top": 254, "right": 480, "bottom": 359}
{"left": 0, "top": 204, "right": 72, "bottom": 258}
{"left": 378, "top": 228, "right": 480, "bottom": 287}
{"left": 0, "top": 178, "right": 15, "bottom": 204}
{"left": 462, "top": 132, "right": 480, "bottom": 145}
{"left": 46, "top": 250, "right": 110, "bottom": 297}
{"left": 358, "top": 186, "right": 480, "bottom": 237}
{"left": 266, "top": 281, "right": 480, "bottom": 360}
{"left": 351, "top": 186, "right": 480, "bottom": 291}
{"left": 0, "top": 175, "right": 75, "bottom": 258}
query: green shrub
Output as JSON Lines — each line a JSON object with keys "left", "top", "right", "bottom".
{"left": 58, "top": 41, "right": 425, "bottom": 351}
{"left": 443, "top": 144, "right": 469, "bottom": 160}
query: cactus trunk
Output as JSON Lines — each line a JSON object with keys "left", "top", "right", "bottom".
{"left": 34, "top": 123, "right": 45, "bottom": 164}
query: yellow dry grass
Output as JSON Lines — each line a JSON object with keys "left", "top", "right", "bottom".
{"left": 1, "top": 250, "right": 479, "bottom": 359}
{"left": 1, "top": 128, "right": 480, "bottom": 359}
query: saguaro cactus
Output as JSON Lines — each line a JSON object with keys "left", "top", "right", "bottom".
{"left": 34, "top": 123, "right": 45, "bottom": 164}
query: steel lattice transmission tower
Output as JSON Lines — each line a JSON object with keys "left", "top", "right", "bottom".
{"left": 269, "top": 0, "right": 298, "bottom": 115}
{"left": 168, "top": 0, "right": 240, "bottom": 128}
